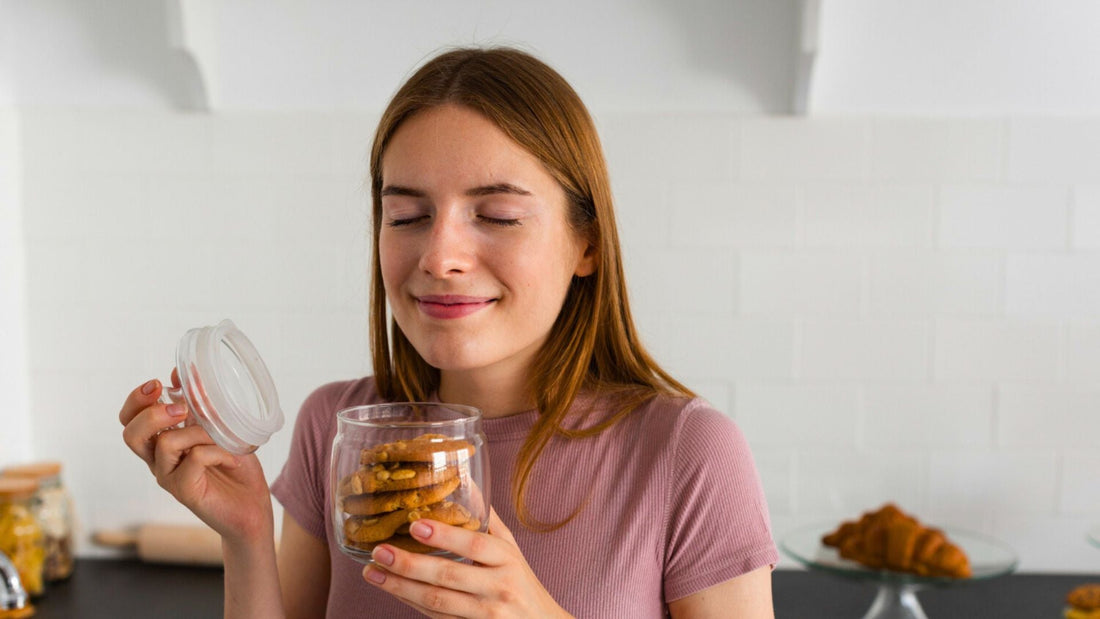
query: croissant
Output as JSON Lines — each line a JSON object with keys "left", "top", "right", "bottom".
{"left": 822, "top": 503, "right": 972, "bottom": 578}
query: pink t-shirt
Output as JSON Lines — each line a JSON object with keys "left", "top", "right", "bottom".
{"left": 270, "top": 377, "right": 777, "bottom": 618}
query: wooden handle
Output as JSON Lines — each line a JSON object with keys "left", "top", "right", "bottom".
{"left": 135, "top": 524, "right": 223, "bottom": 566}
{"left": 91, "top": 528, "right": 139, "bottom": 549}
{"left": 93, "top": 524, "right": 223, "bottom": 566}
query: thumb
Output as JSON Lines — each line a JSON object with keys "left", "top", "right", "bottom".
{"left": 487, "top": 507, "right": 517, "bottom": 545}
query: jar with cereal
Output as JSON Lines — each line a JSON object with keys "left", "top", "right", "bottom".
{"left": 0, "top": 477, "right": 45, "bottom": 597}
{"left": 4, "top": 461, "right": 75, "bottom": 582}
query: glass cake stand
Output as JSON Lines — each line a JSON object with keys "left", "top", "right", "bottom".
{"left": 781, "top": 523, "right": 1017, "bottom": 619}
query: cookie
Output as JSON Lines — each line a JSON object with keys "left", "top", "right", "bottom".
{"left": 343, "top": 476, "right": 461, "bottom": 516}
{"left": 359, "top": 462, "right": 460, "bottom": 494}
{"left": 345, "top": 509, "right": 412, "bottom": 544}
{"left": 344, "top": 500, "right": 473, "bottom": 544}
{"left": 360, "top": 433, "right": 475, "bottom": 465}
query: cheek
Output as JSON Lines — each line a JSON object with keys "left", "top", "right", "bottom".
{"left": 378, "top": 237, "right": 409, "bottom": 293}
{"left": 511, "top": 246, "right": 576, "bottom": 305}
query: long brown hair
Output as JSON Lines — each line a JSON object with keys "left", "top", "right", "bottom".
{"left": 368, "top": 47, "right": 693, "bottom": 530}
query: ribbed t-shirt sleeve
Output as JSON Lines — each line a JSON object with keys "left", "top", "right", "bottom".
{"left": 662, "top": 401, "right": 779, "bottom": 603}
{"left": 269, "top": 384, "right": 336, "bottom": 541}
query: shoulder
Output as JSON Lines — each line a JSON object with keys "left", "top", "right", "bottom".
{"left": 631, "top": 395, "right": 757, "bottom": 480}
{"left": 632, "top": 395, "right": 741, "bottom": 446}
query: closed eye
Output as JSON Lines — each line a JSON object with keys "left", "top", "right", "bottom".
{"left": 478, "top": 215, "right": 522, "bottom": 227}
{"left": 386, "top": 215, "right": 429, "bottom": 227}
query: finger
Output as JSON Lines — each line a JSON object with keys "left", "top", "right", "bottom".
{"left": 152, "top": 424, "right": 218, "bottom": 481}
{"left": 121, "top": 402, "right": 190, "bottom": 466}
{"left": 407, "top": 519, "right": 510, "bottom": 568}
{"left": 171, "top": 367, "right": 181, "bottom": 388}
{"left": 486, "top": 508, "right": 517, "bottom": 546}
{"left": 370, "top": 531, "right": 486, "bottom": 594}
{"left": 363, "top": 563, "right": 473, "bottom": 618}
{"left": 166, "top": 443, "right": 241, "bottom": 496}
{"left": 119, "top": 379, "right": 163, "bottom": 426}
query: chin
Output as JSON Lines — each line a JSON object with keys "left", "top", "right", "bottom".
{"left": 411, "top": 341, "right": 487, "bottom": 373}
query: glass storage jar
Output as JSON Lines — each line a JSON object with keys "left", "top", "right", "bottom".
{"left": 330, "top": 403, "right": 489, "bottom": 565}
{"left": 3, "top": 462, "right": 75, "bottom": 582}
{"left": 158, "top": 319, "right": 284, "bottom": 455}
{"left": 0, "top": 478, "right": 45, "bottom": 597}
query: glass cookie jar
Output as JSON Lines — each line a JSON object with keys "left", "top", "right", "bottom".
{"left": 158, "top": 319, "right": 285, "bottom": 455}
{"left": 330, "top": 403, "right": 489, "bottom": 565}
{"left": 2, "top": 461, "right": 75, "bottom": 582}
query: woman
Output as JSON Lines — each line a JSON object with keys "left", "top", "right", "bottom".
{"left": 120, "top": 46, "right": 777, "bottom": 617}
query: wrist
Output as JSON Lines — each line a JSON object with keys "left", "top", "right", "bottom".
{"left": 218, "top": 501, "right": 276, "bottom": 552}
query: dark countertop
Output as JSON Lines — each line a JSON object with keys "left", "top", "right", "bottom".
{"left": 23, "top": 559, "right": 1100, "bottom": 618}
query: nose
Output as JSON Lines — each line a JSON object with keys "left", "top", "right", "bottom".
{"left": 418, "top": 212, "right": 473, "bottom": 277}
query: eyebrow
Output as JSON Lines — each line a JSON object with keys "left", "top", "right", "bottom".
{"left": 380, "top": 183, "right": 532, "bottom": 198}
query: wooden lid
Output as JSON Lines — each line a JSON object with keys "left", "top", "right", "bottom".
{"left": 3, "top": 461, "right": 62, "bottom": 479}
{"left": 0, "top": 477, "right": 38, "bottom": 499}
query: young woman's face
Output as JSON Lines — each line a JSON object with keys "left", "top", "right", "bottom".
{"left": 379, "top": 104, "right": 595, "bottom": 380}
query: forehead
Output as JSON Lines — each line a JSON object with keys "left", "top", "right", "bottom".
{"left": 381, "top": 104, "right": 555, "bottom": 188}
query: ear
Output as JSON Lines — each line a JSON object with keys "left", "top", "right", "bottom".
{"left": 574, "top": 242, "right": 598, "bottom": 277}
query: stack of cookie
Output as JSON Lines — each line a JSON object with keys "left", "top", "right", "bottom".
{"left": 338, "top": 433, "right": 481, "bottom": 554}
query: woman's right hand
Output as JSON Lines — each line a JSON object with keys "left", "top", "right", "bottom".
{"left": 119, "top": 375, "right": 274, "bottom": 544}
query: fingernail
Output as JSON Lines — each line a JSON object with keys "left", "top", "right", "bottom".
{"left": 364, "top": 567, "right": 386, "bottom": 585}
{"left": 409, "top": 521, "right": 433, "bottom": 539}
{"left": 167, "top": 403, "right": 187, "bottom": 416}
{"left": 141, "top": 380, "right": 158, "bottom": 395}
{"left": 372, "top": 546, "right": 395, "bottom": 566}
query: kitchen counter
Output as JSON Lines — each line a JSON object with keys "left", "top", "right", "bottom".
{"left": 23, "top": 560, "right": 1099, "bottom": 618}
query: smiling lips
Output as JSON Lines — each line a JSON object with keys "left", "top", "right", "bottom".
{"left": 416, "top": 295, "right": 496, "bottom": 319}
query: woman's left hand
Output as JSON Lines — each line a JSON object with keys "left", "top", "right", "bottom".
{"left": 363, "top": 508, "right": 572, "bottom": 618}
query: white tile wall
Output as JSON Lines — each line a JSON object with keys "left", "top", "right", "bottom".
{"left": 0, "top": 107, "right": 32, "bottom": 463}
{"left": 599, "top": 114, "right": 738, "bottom": 181}
{"left": 740, "top": 118, "right": 868, "bottom": 181}
{"left": 1071, "top": 185, "right": 1100, "bottom": 249}
{"left": 1061, "top": 452, "right": 1100, "bottom": 514}
{"left": 998, "top": 386, "right": 1100, "bottom": 448}
{"left": 861, "top": 385, "right": 993, "bottom": 448}
{"left": 795, "top": 451, "right": 926, "bottom": 515}
{"left": 939, "top": 184, "right": 1070, "bottom": 249}
{"left": 10, "top": 111, "right": 1100, "bottom": 572}
{"left": 735, "top": 383, "right": 859, "bottom": 447}
{"left": 655, "top": 315, "right": 794, "bottom": 382}
{"left": 868, "top": 252, "right": 1001, "bottom": 316}
{"left": 934, "top": 320, "right": 1061, "bottom": 382}
{"left": 928, "top": 451, "right": 1058, "bottom": 514}
{"left": 802, "top": 184, "right": 935, "bottom": 248}
{"left": 800, "top": 320, "right": 929, "bottom": 380}
{"left": 1006, "top": 254, "right": 1100, "bottom": 318}
{"left": 739, "top": 252, "right": 863, "bottom": 316}
{"left": 1007, "top": 119, "right": 1100, "bottom": 183}
{"left": 869, "top": 119, "right": 1006, "bottom": 182}
{"left": 668, "top": 183, "right": 797, "bottom": 248}
{"left": 1068, "top": 323, "right": 1100, "bottom": 383}
{"left": 209, "top": 113, "right": 340, "bottom": 176}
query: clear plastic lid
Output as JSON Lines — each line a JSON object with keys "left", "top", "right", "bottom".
{"left": 163, "top": 320, "right": 284, "bottom": 455}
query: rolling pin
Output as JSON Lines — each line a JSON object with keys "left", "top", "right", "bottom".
{"left": 92, "top": 524, "right": 223, "bottom": 567}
